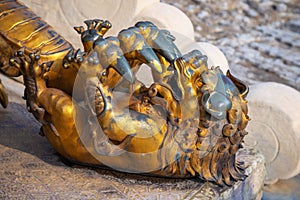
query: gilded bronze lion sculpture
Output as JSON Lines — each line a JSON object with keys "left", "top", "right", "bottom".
{"left": 0, "top": 0, "right": 249, "bottom": 186}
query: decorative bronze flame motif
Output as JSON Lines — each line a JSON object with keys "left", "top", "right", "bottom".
{"left": 0, "top": 0, "right": 249, "bottom": 186}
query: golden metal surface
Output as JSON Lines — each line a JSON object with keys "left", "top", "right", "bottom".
{"left": 0, "top": 0, "right": 250, "bottom": 186}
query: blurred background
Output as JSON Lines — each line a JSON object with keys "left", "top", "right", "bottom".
{"left": 162, "top": 0, "right": 300, "bottom": 91}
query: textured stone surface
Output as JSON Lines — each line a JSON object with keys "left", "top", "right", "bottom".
{"left": 0, "top": 102, "right": 265, "bottom": 199}
{"left": 263, "top": 174, "right": 300, "bottom": 200}
{"left": 0, "top": 74, "right": 24, "bottom": 106}
{"left": 244, "top": 82, "right": 300, "bottom": 184}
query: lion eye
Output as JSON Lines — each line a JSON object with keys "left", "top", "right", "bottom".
{"left": 202, "top": 91, "right": 232, "bottom": 119}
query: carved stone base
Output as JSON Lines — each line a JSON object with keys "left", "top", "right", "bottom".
{"left": 0, "top": 102, "right": 265, "bottom": 199}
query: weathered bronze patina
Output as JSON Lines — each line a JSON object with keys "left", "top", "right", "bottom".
{"left": 0, "top": 0, "right": 249, "bottom": 186}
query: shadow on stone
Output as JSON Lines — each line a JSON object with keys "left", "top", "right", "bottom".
{"left": 0, "top": 102, "right": 64, "bottom": 166}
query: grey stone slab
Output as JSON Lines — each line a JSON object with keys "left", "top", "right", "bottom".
{"left": 0, "top": 102, "right": 265, "bottom": 199}
{"left": 263, "top": 175, "right": 300, "bottom": 200}
{"left": 0, "top": 73, "right": 25, "bottom": 105}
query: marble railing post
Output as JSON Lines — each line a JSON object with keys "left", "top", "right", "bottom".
{"left": 245, "top": 82, "right": 300, "bottom": 184}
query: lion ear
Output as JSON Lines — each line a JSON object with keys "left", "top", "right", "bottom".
{"left": 74, "top": 26, "right": 84, "bottom": 34}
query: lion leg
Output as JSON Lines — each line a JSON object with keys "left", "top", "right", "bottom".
{"left": 37, "top": 88, "right": 99, "bottom": 164}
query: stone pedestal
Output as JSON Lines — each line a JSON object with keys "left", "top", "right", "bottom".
{"left": 0, "top": 100, "right": 265, "bottom": 199}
